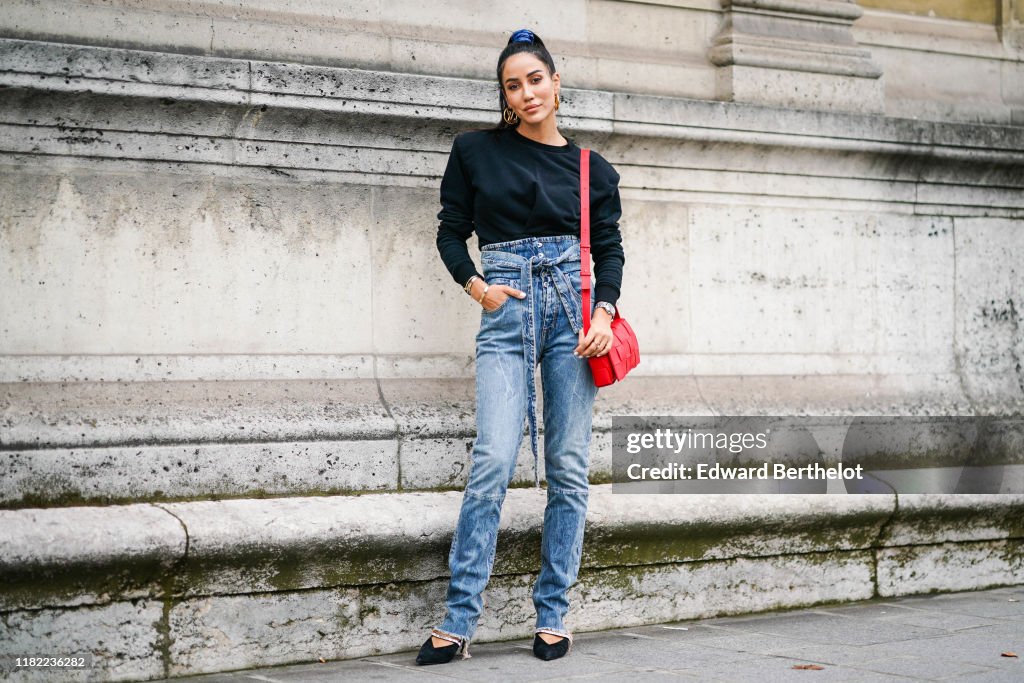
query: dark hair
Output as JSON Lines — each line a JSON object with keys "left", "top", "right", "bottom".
{"left": 492, "top": 29, "right": 558, "bottom": 131}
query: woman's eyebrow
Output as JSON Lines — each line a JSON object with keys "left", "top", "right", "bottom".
{"left": 504, "top": 69, "right": 544, "bottom": 84}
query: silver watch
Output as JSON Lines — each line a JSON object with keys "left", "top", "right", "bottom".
{"left": 594, "top": 301, "right": 616, "bottom": 318}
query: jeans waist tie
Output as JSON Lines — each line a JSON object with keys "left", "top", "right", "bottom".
{"left": 520, "top": 249, "right": 583, "bottom": 488}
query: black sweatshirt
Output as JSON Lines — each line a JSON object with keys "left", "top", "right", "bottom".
{"left": 435, "top": 126, "right": 625, "bottom": 306}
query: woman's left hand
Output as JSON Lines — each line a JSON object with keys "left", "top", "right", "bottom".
{"left": 575, "top": 309, "right": 614, "bottom": 358}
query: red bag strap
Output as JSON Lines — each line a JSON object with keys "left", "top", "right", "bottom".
{"left": 580, "top": 148, "right": 592, "bottom": 335}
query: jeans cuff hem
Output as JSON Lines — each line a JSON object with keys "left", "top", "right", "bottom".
{"left": 432, "top": 628, "right": 472, "bottom": 659}
{"left": 535, "top": 626, "right": 573, "bottom": 643}
{"left": 431, "top": 627, "right": 466, "bottom": 643}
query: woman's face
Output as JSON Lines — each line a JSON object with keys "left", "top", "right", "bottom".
{"left": 501, "top": 52, "right": 560, "bottom": 125}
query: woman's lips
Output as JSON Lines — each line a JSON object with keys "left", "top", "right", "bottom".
{"left": 524, "top": 105, "right": 540, "bottom": 112}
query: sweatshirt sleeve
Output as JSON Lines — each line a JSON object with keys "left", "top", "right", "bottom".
{"left": 589, "top": 153, "right": 625, "bottom": 306}
{"left": 435, "top": 134, "right": 483, "bottom": 288}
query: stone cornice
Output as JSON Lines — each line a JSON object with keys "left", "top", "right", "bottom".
{"left": 1, "top": 38, "right": 1022, "bottom": 182}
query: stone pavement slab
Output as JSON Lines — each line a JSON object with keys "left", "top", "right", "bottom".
{"left": 164, "top": 585, "right": 1024, "bottom": 682}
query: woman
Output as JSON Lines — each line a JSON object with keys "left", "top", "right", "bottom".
{"left": 418, "top": 28, "right": 625, "bottom": 665}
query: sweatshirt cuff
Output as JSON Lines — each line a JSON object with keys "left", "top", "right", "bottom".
{"left": 454, "top": 263, "right": 483, "bottom": 289}
{"left": 594, "top": 284, "right": 620, "bottom": 308}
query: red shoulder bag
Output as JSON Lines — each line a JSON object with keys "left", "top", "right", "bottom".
{"left": 580, "top": 148, "right": 640, "bottom": 387}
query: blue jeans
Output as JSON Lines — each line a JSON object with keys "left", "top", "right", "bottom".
{"left": 435, "top": 235, "right": 600, "bottom": 653}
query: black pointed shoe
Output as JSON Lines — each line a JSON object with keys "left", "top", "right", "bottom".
{"left": 415, "top": 631, "right": 464, "bottom": 665}
{"left": 533, "top": 632, "right": 571, "bottom": 661}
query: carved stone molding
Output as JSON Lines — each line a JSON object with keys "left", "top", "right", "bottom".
{"left": 710, "top": 0, "right": 885, "bottom": 113}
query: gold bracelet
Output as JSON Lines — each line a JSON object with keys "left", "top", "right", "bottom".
{"left": 463, "top": 275, "right": 480, "bottom": 294}
{"left": 477, "top": 284, "right": 490, "bottom": 303}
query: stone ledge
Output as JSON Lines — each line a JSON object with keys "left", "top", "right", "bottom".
{"left": 0, "top": 503, "right": 185, "bottom": 609}
{"left": 1, "top": 37, "right": 1022, "bottom": 168}
{"left": 1, "top": 489, "right": 1014, "bottom": 612}
{"left": 0, "top": 36, "right": 612, "bottom": 130}
{"left": 5, "top": 488, "right": 1023, "bottom": 611}
{"left": 156, "top": 490, "right": 891, "bottom": 602}
{"left": 3, "top": 373, "right": 1010, "bottom": 506}
{"left": 1, "top": 488, "right": 1022, "bottom": 679}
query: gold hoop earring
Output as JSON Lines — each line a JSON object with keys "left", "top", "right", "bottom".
{"left": 503, "top": 106, "right": 520, "bottom": 125}
{"left": 554, "top": 92, "right": 560, "bottom": 110}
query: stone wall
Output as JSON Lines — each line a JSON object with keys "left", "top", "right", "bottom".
{"left": 1, "top": 1, "right": 1023, "bottom": 680}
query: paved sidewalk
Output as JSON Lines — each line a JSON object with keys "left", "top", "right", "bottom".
{"left": 171, "top": 586, "right": 1023, "bottom": 682}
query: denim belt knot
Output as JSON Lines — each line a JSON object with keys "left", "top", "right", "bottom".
{"left": 480, "top": 239, "right": 584, "bottom": 488}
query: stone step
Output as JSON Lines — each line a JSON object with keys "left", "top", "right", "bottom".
{"left": 1, "top": 487, "right": 1022, "bottom": 680}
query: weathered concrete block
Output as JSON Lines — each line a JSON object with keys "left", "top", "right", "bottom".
{"left": 0, "top": 503, "right": 184, "bottom": 611}
{"left": 954, "top": 216, "right": 1024, "bottom": 411}
{"left": 716, "top": 65, "right": 886, "bottom": 114}
{"left": 398, "top": 418, "right": 618, "bottom": 491}
{"left": 571, "top": 551, "right": 877, "bottom": 630}
{"left": 0, "top": 600, "right": 166, "bottom": 682}
{"left": 152, "top": 491, "right": 461, "bottom": 598}
{"left": 163, "top": 581, "right": 444, "bottom": 679}
{"left": 1, "top": 440, "right": 397, "bottom": 507}
{"left": 690, "top": 374, "right": 971, "bottom": 416}
{"left": 399, "top": 437, "right": 474, "bottom": 490}
{"left": 0, "top": 169, "right": 376, "bottom": 355}
{"left": 161, "top": 550, "right": 876, "bottom": 675}
{"left": 855, "top": 9, "right": 1020, "bottom": 125}
{"left": 0, "top": 377, "right": 393, "bottom": 446}
{"left": 881, "top": 494, "right": 1024, "bottom": 546}
{"left": 688, "top": 206, "right": 954, "bottom": 366}
{"left": 877, "top": 538, "right": 1024, "bottom": 596}
{"left": 583, "top": 491, "right": 892, "bottom": 566}
{"left": 0, "top": 352, "right": 376, "bottom": 384}
{"left": 347, "top": 375, "right": 482, "bottom": 452}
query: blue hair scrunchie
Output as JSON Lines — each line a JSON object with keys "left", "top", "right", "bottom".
{"left": 510, "top": 28, "right": 535, "bottom": 44}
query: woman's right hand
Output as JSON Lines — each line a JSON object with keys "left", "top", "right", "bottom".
{"left": 470, "top": 280, "right": 526, "bottom": 312}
